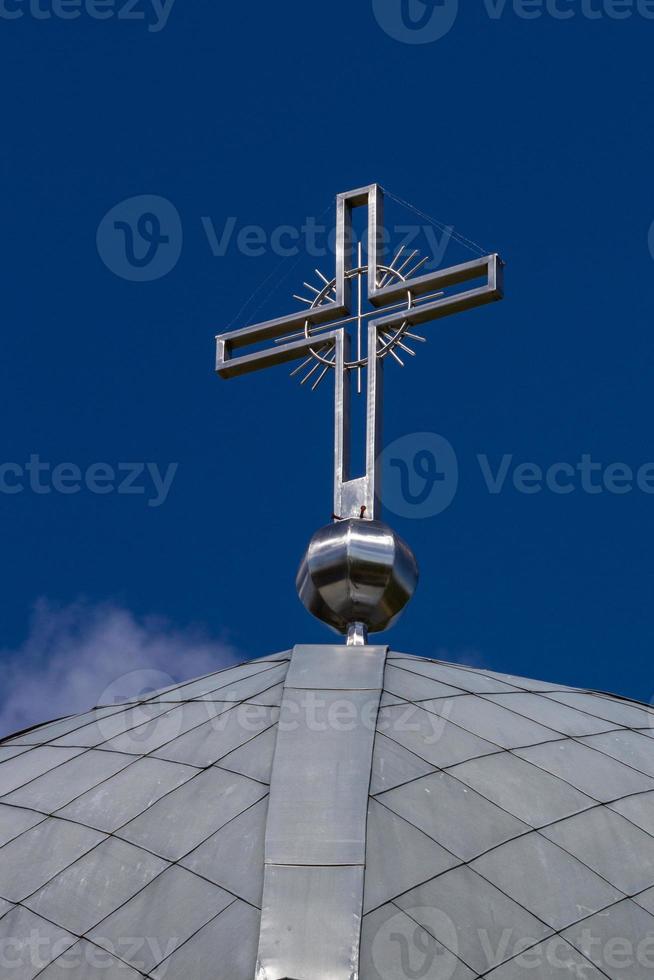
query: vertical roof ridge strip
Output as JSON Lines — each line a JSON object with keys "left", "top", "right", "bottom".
{"left": 255, "top": 643, "right": 389, "bottom": 980}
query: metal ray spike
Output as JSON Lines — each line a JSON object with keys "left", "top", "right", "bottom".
{"left": 315, "top": 269, "right": 331, "bottom": 286}
{"left": 382, "top": 338, "right": 405, "bottom": 367}
{"left": 300, "top": 360, "right": 325, "bottom": 386}
{"left": 291, "top": 345, "right": 330, "bottom": 377}
{"left": 394, "top": 338, "right": 416, "bottom": 356}
{"left": 303, "top": 282, "right": 322, "bottom": 295}
{"left": 378, "top": 245, "right": 406, "bottom": 288}
{"left": 405, "top": 255, "right": 429, "bottom": 279}
{"left": 311, "top": 365, "right": 331, "bottom": 391}
{"left": 388, "top": 348, "right": 405, "bottom": 367}
{"left": 395, "top": 249, "right": 420, "bottom": 277}
{"left": 290, "top": 355, "right": 315, "bottom": 378}
{"left": 405, "top": 331, "right": 427, "bottom": 343}
{"left": 293, "top": 294, "right": 315, "bottom": 306}
{"left": 389, "top": 244, "right": 406, "bottom": 268}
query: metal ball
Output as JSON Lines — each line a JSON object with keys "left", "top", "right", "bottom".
{"left": 296, "top": 519, "right": 419, "bottom": 636}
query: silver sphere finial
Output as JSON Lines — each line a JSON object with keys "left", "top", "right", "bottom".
{"left": 296, "top": 519, "right": 419, "bottom": 641}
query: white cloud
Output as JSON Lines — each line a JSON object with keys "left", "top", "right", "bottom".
{"left": 0, "top": 600, "right": 242, "bottom": 739}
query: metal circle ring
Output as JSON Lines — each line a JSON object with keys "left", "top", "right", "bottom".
{"left": 303, "top": 264, "right": 415, "bottom": 370}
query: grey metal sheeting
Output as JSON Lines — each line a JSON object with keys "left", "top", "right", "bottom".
{"left": 256, "top": 644, "right": 387, "bottom": 980}
{"left": 0, "top": 649, "right": 654, "bottom": 978}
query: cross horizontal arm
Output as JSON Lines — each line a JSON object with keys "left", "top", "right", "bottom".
{"left": 216, "top": 330, "right": 342, "bottom": 379}
{"left": 216, "top": 299, "right": 347, "bottom": 375}
{"left": 372, "top": 253, "right": 504, "bottom": 332}
{"left": 216, "top": 254, "right": 502, "bottom": 379}
{"left": 369, "top": 253, "right": 503, "bottom": 308}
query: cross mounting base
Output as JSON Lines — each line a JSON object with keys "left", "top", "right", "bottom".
{"left": 296, "top": 518, "right": 419, "bottom": 639}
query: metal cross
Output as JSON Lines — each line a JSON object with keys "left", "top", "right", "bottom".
{"left": 216, "top": 184, "right": 504, "bottom": 520}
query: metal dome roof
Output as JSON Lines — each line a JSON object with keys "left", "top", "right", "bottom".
{"left": 1, "top": 648, "right": 654, "bottom": 979}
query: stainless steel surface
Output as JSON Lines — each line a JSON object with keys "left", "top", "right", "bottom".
{"left": 149, "top": 900, "right": 261, "bottom": 980}
{"left": 0, "top": 818, "right": 105, "bottom": 903}
{"left": 284, "top": 642, "right": 387, "bottom": 691}
{"left": 369, "top": 732, "right": 435, "bottom": 796}
{"left": 377, "top": 700, "right": 498, "bottom": 770}
{"left": 117, "top": 765, "right": 268, "bottom": 861}
{"left": 257, "top": 643, "right": 387, "bottom": 979}
{"left": 471, "top": 832, "right": 621, "bottom": 931}
{"left": 379, "top": 769, "right": 529, "bottom": 863}
{"left": 256, "top": 864, "right": 363, "bottom": 980}
{"left": 296, "top": 517, "right": 419, "bottom": 635}
{"left": 360, "top": 904, "right": 477, "bottom": 980}
{"left": 450, "top": 750, "right": 594, "bottom": 827}
{"left": 39, "top": 940, "right": 143, "bottom": 979}
{"left": 0, "top": 907, "right": 78, "bottom": 977}
{"left": 152, "top": 704, "right": 278, "bottom": 767}
{"left": 561, "top": 899, "right": 654, "bottom": 979}
{"left": 482, "top": 940, "right": 605, "bottom": 980}
{"left": 265, "top": 689, "right": 379, "bottom": 866}
{"left": 148, "top": 659, "right": 289, "bottom": 703}
{"left": 2, "top": 652, "right": 654, "bottom": 978}
{"left": 216, "top": 183, "right": 504, "bottom": 523}
{"left": 484, "top": 690, "right": 616, "bottom": 736}
{"left": 364, "top": 799, "right": 458, "bottom": 913}
{"left": 87, "top": 865, "right": 234, "bottom": 974}
{"left": 395, "top": 867, "right": 551, "bottom": 976}
{"left": 515, "top": 738, "right": 654, "bottom": 801}
{"left": 217, "top": 726, "right": 278, "bottom": 784}
{"left": 541, "top": 805, "right": 654, "bottom": 894}
{"left": 1, "top": 748, "right": 133, "bottom": 811}
{"left": 578, "top": 729, "right": 654, "bottom": 777}
{"left": 386, "top": 654, "right": 522, "bottom": 694}
{"left": 58, "top": 756, "right": 197, "bottom": 833}
{"left": 0, "top": 746, "right": 85, "bottom": 794}
{"left": 347, "top": 621, "right": 369, "bottom": 646}
{"left": 264, "top": 646, "right": 386, "bottom": 865}
{"left": 24, "top": 837, "right": 169, "bottom": 935}
{"left": 0, "top": 803, "right": 45, "bottom": 847}
{"left": 421, "top": 693, "right": 562, "bottom": 749}
{"left": 180, "top": 796, "right": 268, "bottom": 907}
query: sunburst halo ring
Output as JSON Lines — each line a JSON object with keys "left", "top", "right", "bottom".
{"left": 302, "top": 263, "right": 416, "bottom": 371}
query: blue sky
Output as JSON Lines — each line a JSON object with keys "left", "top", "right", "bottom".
{"left": 2, "top": 0, "right": 654, "bottom": 732}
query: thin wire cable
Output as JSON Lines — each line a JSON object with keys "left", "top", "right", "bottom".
{"left": 226, "top": 201, "right": 334, "bottom": 329}
{"left": 381, "top": 186, "right": 490, "bottom": 258}
{"left": 226, "top": 188, "right": 491, "bottom": 332}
